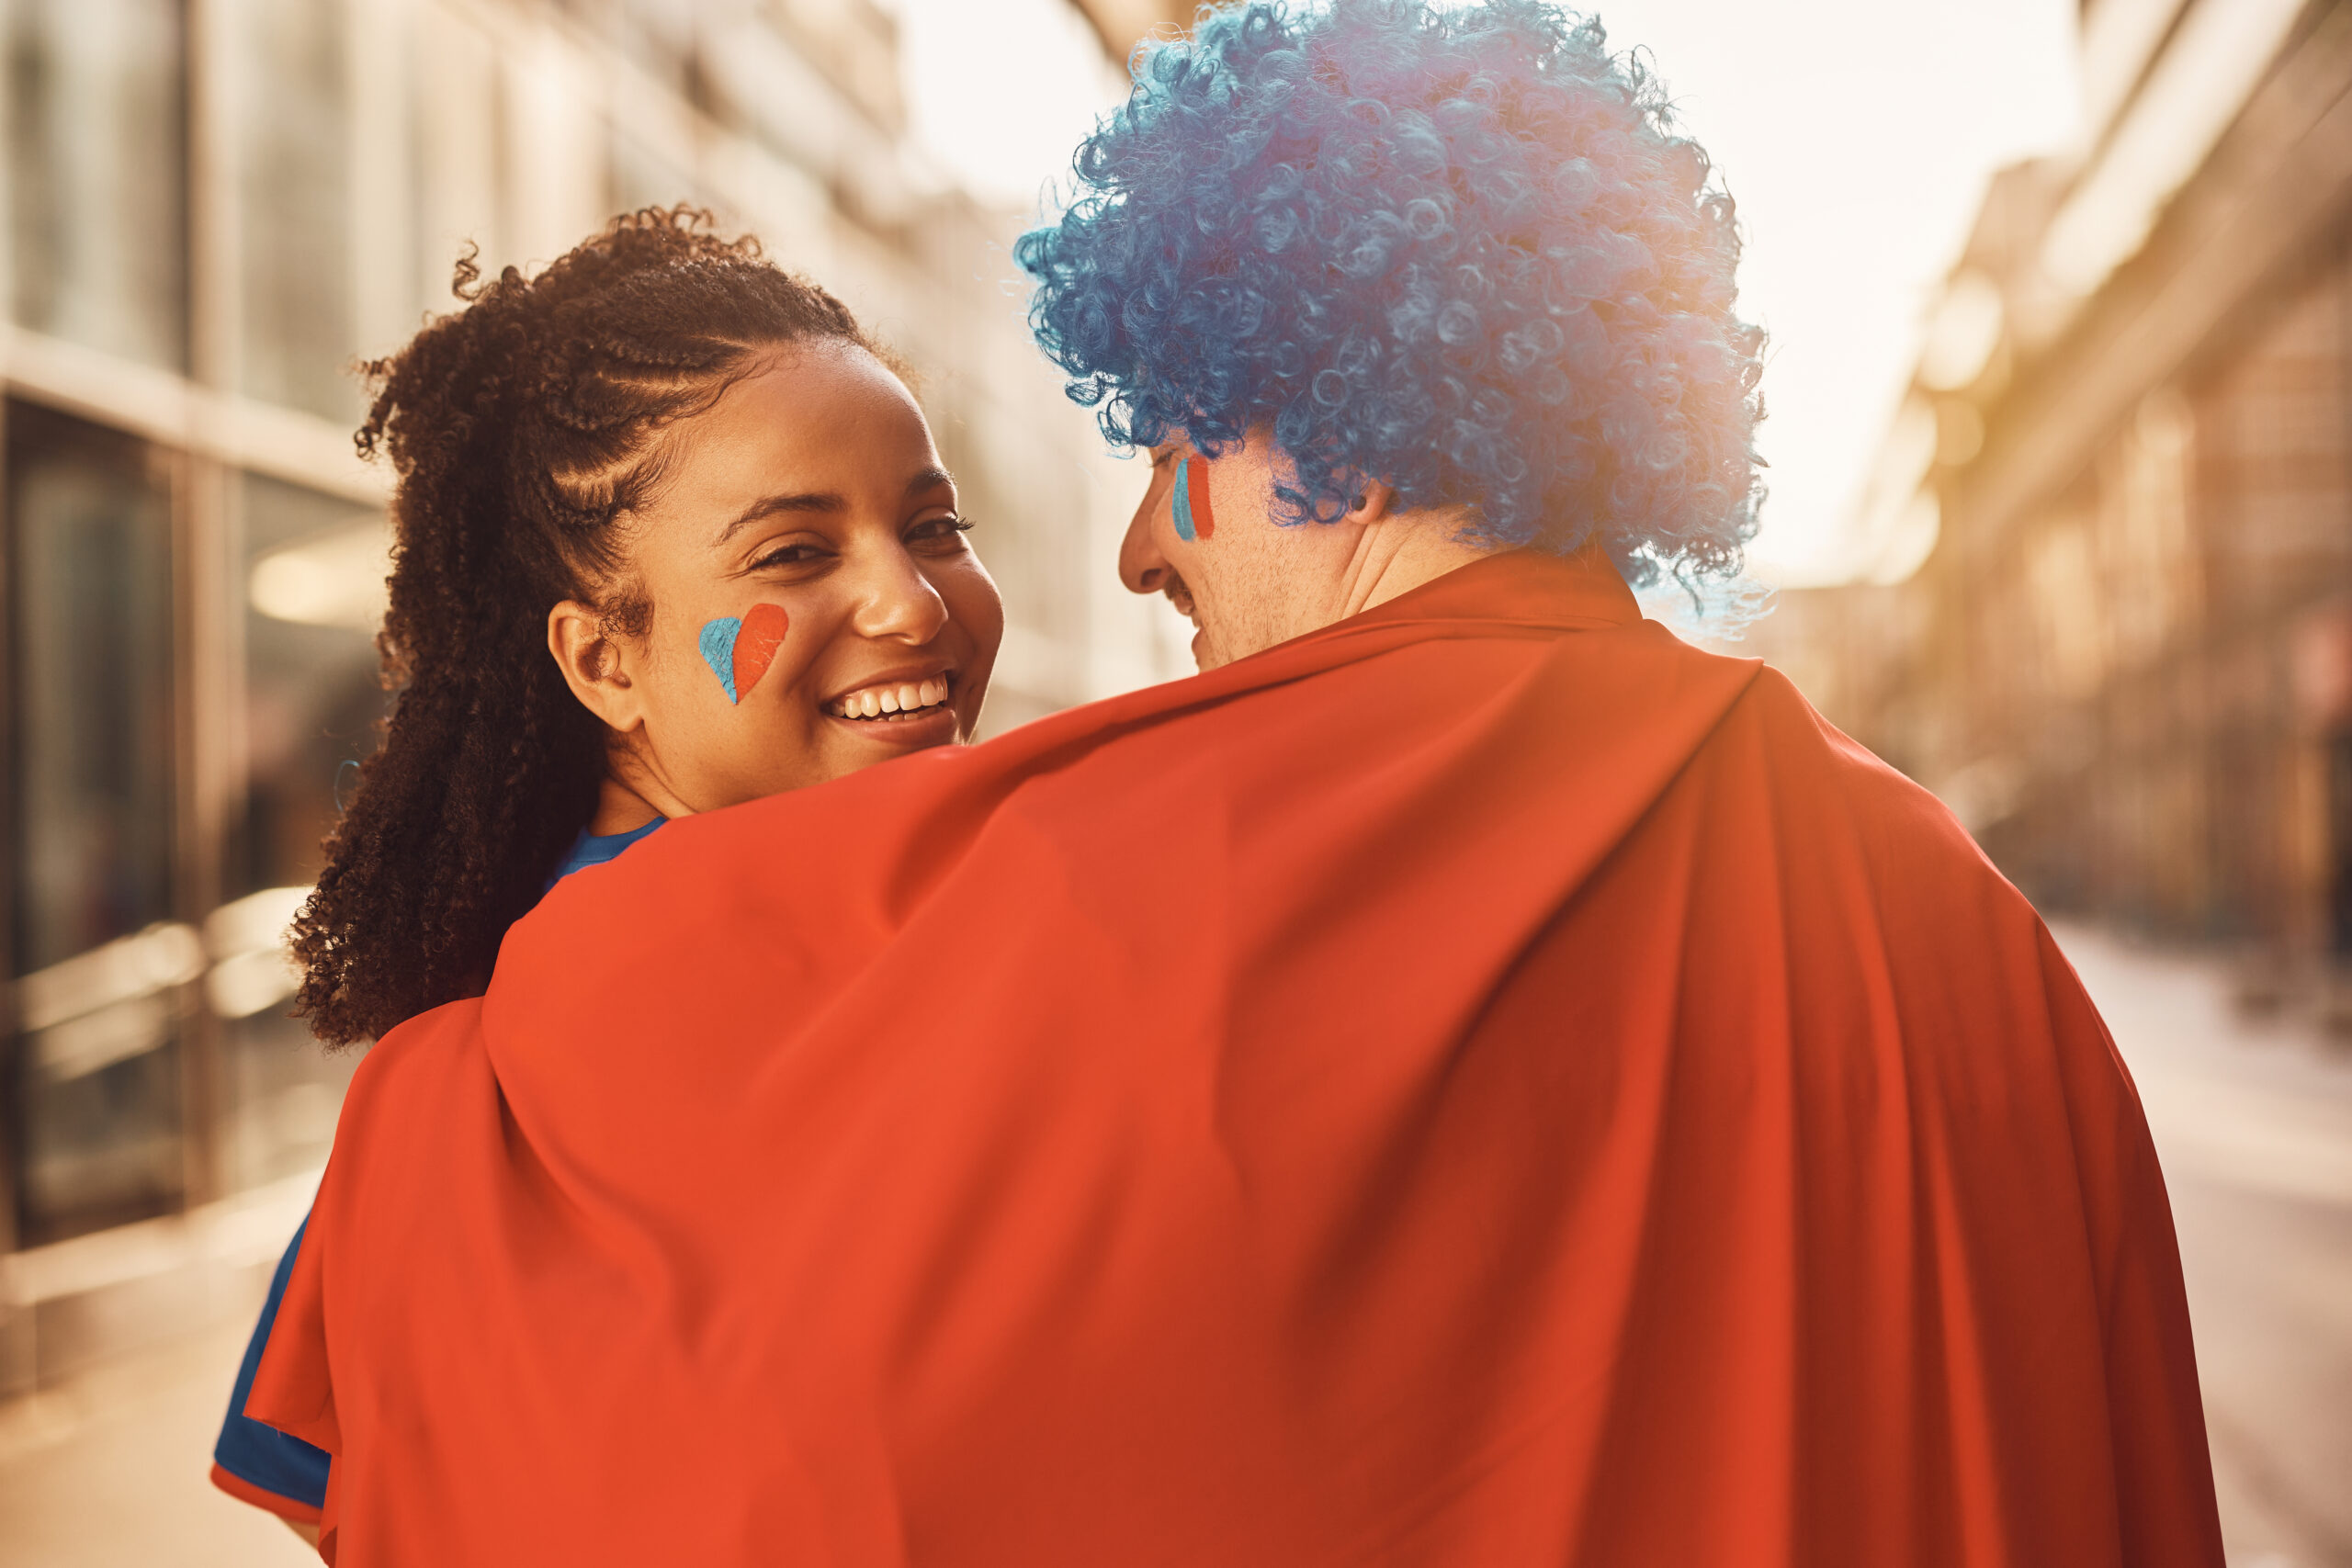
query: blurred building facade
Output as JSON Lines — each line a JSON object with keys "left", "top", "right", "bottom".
{"left": 1771, "top": 0, "right": 2352, "bottom": 963}
{"left": 0, "top": 0, "right": 1191, "bottom": 1393}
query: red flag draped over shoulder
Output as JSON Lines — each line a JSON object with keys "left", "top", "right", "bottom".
{"left": 250, "top": 550, "right": 2222, "bottom": 1567}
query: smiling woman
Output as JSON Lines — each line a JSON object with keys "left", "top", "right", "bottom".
{"left": 537, "top": 335, "right": 1000, "bottom": 827}
{"left": 205, "top": 209, "right": 1004, "bottom": 1536}
{"left": 290, "top": 210, "right": 1002, "bottom": 1051}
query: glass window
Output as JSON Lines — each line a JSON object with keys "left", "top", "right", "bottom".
{"left": 6, "top": 402, "right": 183, "bottom": 1243}
{"left": 215, "top": 474, "right": 385, "bottom": 1192}
{"left": 227, "top": 0, "right": 356, "bottom": 422}
{"left": 3, "top": 0, "right": 189, "bottom": 371}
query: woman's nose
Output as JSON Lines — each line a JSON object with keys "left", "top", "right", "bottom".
{"left": 851, "top": 544, "right": 952, "bottom": 644}
{"left": 1120, "top": 468, "right": 1173, "bottom": 595}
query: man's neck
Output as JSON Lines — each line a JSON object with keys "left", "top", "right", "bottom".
{"left": 1182, "top": 476, "right": 1513, "bottom": 671}
{"left": 1327, "top": 506, "right": 1499, "bottom": 624}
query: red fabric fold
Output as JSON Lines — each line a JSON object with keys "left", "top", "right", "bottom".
{"left": 251, "top": 549, "right": 2222, "bottom": 1566}
{"left": 208, "top": 1461, "right": 323, "bottom": 1528}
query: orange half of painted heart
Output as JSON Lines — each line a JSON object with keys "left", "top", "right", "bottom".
{"left": 731, "top": 604, "right": 789, "bottom": 702}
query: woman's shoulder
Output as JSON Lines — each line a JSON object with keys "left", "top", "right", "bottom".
{"left": 341, "top": 996, "right": 497, "bottom": 1134}
{"left": 543, "top": 816, "right": 667, "bottom": 891}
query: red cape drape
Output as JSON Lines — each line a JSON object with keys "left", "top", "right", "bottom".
{"left": 252, "top": 550, "right": 2222, "bottom": 1566}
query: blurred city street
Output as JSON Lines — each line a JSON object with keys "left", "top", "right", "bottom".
{"left": 2057, "top": 927, "right": 2352, "bottom": 1568}
{"left": 0, "top": 0, "right": 2345, "bottom": 1558}
{"left": 0, "top": 923, "right": 2341, "bottom": 1564}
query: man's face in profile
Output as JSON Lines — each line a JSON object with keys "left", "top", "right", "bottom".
{"left": 1119, "top": 433, "right": 1345, "bottom": 671}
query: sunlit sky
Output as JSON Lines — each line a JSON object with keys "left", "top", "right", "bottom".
{"left": 885, "top": 0, "right": 2083, "bottom": 587}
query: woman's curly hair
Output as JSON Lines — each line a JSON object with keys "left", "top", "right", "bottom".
{"left": 290, "top": 207, "right": 882, "bottom": 1046}
{"left": 1016, "top": 0, "right": 1765, "bottom": 581}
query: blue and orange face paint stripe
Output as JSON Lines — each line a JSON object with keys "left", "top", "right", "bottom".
{"left": 698, "top": 603, "right": 789, "bottom": 704}
{"left": 1170, "top": 456, "right": 1216, "bottom": 542}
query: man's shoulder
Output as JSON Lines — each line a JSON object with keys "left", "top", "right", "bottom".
{"left": 1728, "top": 660, "right": 1989, "bottom": 864}
{"left": 1673, "top": 658, "right": 2059, "bottom": 982}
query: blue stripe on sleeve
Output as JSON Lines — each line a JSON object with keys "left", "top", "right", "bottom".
{"left": 213, "top": 820, "right": 671, "bottom": 1515}
{"left": 212, "top": 1215, "right": 332, "bottom": 1510}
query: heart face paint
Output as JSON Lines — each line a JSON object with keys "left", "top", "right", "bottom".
{"left": 1171, "top": 456, "right": 1216, "bottom": 542}
{"left": 698, "top": 603, "right": 790, "bottom": 705}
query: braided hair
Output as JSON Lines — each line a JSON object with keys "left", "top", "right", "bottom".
{"left": 291, "top": 207, "right": 883, "bottom": 1046}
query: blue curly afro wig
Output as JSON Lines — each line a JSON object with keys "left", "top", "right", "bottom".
{"left": 1016, "top": 0, "right": 1765, "bottom": 582}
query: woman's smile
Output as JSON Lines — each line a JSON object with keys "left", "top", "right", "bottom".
{"left": 822, "top": 667, "right": 960, "bottom": 742}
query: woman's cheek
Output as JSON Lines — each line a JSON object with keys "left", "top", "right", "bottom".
{"left": 695, "top": 604, "right": 792, "bottom": 705}
{"left": 942, "top": 558, "right": 1004, "bottom": 641}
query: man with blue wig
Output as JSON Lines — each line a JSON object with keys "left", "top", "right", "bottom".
{"left": 248, "top": 4, "right": 2224, "bottom": 1564}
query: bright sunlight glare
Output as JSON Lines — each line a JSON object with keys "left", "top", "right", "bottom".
{"left": 890, "top": 0, "right": 2083, "bottom": 588}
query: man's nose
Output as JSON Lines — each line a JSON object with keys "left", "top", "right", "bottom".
{"left": 851, "top": 543, "right": 952, "bottom": 644}
{"left": 1120, "top": 468, "right": 1172, "bottom": 595}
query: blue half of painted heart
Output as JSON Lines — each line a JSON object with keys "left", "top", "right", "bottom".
{"left": 1171, "top": 457, "right": 1198, "bottom": 542}
{"left": 699, "top": 617, "right": 742, "bottom": 704}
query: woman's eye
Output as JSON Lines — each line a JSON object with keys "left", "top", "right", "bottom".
{"left": 751, "top": 543, "right": 830, "bottom": 570}
{"left": 907, "top": 515, "right": 976, "bottom": 547}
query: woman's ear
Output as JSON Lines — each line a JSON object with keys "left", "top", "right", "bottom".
{"left": 548, "top": 600, "right": 646, "bottom": 733}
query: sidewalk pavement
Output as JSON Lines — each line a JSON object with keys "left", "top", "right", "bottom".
{"left": 0, "top": 1307, "right": 312, "bottom": 1566}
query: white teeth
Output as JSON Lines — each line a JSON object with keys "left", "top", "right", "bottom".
{"left": 830, "top": 676, "right": 953, "bottom": 719}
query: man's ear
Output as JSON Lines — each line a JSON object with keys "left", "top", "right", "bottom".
{"left": 548, "top": 600, "right": 646, "bottom": 734}
{"left": 1344, "top": 479, "right": 1397, "bottom": 526}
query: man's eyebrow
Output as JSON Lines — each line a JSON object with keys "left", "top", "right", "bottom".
{"left": 715, "top": 491, "right": 844, "bottom": 545}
